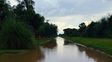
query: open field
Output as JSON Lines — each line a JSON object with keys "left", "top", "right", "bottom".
{"left": 65, "top": 37, "right": 112, "bottom": 55}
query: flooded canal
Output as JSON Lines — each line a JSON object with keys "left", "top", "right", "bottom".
{"left": 0, "top": 37, "right": 112, "bottom": 62}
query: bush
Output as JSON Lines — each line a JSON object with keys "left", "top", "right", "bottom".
{"left": 0, "top": 19, "right": 33, "bottom": 49}
{"left": 37, "top": 23, "right": 57, "bottom": 37}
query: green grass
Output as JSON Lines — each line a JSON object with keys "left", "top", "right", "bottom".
{"left": 65, "top": 37, "right": 112, "bottom": 55}
{"left": 32, "top": 37, "right": 56, "bottom": 46}
{"left": 0, "top": 50, "right": 29, "bottom": 54}
{"left": 0, "top": 37, "right": 55, "bottom": 53}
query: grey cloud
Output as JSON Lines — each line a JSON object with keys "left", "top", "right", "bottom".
{"left": 33, "top": 0, "right": 112, "bottom": 33}
{"left": 34, "top": 0, "right": 112, "bottom": 17}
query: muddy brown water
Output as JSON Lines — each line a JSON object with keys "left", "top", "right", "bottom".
{"left": 0, "top": 37, "right": 112, "bottom": 62}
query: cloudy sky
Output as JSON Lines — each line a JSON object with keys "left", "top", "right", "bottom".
{"left": 10, "top": 0, "right": 112, "bottom": 34}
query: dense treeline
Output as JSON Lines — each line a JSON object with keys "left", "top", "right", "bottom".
{"left": 38, "top": 22, "right": 57, "bottom": 37}
{"left": 0, "top": 0, "right": 57, "bottom": 49}
{"left": 64, "top": 15, "right": 112, "bottom": 38}
{"left": 13, "top": 0, "right": 57, "bottom": 37}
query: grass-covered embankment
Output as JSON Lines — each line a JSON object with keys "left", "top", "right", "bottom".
{"left": 33, "top": 37, "right": 56, "bottom": 47}
{"left": 0, "top": 37, "right": 56, "bottom": 53}
{"left": 65, "top": 37, "right": 112, "bottom": 55}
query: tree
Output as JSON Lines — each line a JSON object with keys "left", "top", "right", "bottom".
{"left": 105, "top": 15, "right": 112, "bottom": 37}
{"left": 78, "top": 23, "right": 86, "bottom": 36}
{"left": 38, "top": 22, "right": 57, "bottom": 37}
{"left": 0, "top": 0, "right": 8, "bottom": 21}
{"left": 0, "top": 0, "right": 58, "bottom": 49}
{"left": 14, "top": 0, "right": 45, "bottom": 36}
{"left": 64, "top": 28, "right": 79, "bottom": 36}
{"left": 0, "top": 18, "right": 33, "bottom": 49}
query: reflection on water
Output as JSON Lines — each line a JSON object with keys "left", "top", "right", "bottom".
{"left": 41, "top": 37, "right": 95, "bottom": 62}
{"left": 56, "top": 37, "right": 64, "bottom": 47}
{"left": 0, "top": 37, "right": 112, "bottom": 62}
{"left": 41, "top": 37, "right": 112, "bottom": 62}
{"left": 78, "top": 46, "right": 112, "bottom": 62}
{"left": 42, "top": 39, "right": 57, "bottom": 49}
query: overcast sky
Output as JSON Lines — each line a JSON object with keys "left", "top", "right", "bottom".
{"left": 10, "top": 0, "right": 112, "bottom": 34}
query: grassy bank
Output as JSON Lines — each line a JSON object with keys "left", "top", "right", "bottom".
{"left": 33, "top": 37, "right": 56, "bottom": 47}
{"left": 65, "top": 37, "right": 112, "bottom": 55}
{"left": 0, "top": 37, "right": 56, "bottom": 53}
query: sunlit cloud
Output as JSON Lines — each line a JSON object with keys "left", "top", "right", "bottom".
{"left": 48, "top": 10, "right": 112, "bottom": 34}
{"left": 8, "top": 0, "right": 18, "bottom": 6}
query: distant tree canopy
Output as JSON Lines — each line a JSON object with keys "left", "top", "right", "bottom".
{"left": 0, "top": 0, "right": 57, "bottom": 49}
{"left": 64, "top": 28, "right": 79, "bottom": 36}
{"left": 64, "top": 15, "right": 112, "bottom": 38}
{"left": 13, "top": 0, "right": 57, "bottom": 37}
{"left": 0, "top": 0, "right": 9, "bottom": 22}
{"left": 38, "top": 22, "right": 57, "bottom": 37}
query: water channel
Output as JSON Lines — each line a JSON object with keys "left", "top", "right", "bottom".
{"left": 0, "top": 37, "right": 112, "bottom": 62}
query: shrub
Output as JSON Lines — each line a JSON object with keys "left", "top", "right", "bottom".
{"left": 0, "top": 19, "right": 33, "bottom": 49}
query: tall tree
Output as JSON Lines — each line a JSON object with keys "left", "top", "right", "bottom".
{"left": 14, "top": 0, "right": 45, "bottom": 35}
{"left": 78, "top": 23, "right": 86, "bottom": 36}
{"left": 0, "top": 0, "right": 7, "bottom": 21}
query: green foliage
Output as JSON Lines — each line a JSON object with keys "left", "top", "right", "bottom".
{"left": 0, "top": 0, "right": 8, "bottom": 21}
{"left": 13, "top": 0, "right": 57, "bottom": 37}
{"left": 0, "top": 19, "right": 33, "bottom": 49}
{"left": 66, "top": 37, "right": 112, "bottom": 55}
{"left": 38, "top": 22, "right": 57, "bottom": 37}
{"left": 13, "top": 1, "right": 45, "bottom": 35}
{"left": 29, "top": 14, "right": 45, "bottom": 32}
{"left": 63, "top": 28, "right": 79, "bottom": 36}
{"left": 64, "top": 15, "right": 112, "bottom": 38}
{"left": 0, "top": 0, "right": 58, "bottom": 50}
